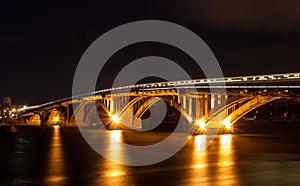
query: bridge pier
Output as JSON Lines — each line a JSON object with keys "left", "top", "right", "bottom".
{"left": 40, "top": 111, "right": 49, "bottom": 126}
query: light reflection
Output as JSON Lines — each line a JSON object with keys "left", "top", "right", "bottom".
{"left": 111, "top": 130, "right": 122, "bottom": 142}
{"left": 96, "top": 130, "right": 132, "bottom": 185}
{"left": 110, "top": 130, "right": 123, "bottom": 160}
{"left": 43, "top": 126, "right": 67, "bottom": 184}
{"left": 219, "top": 134, "right": 232, "bottom": 164}
{"left": 189, "top": 135, "right": 209, "bottom": 182}
{"left": 221, "top": 134, "right": 232, "bottom": 149}
{"left": 194, "top": 135, "right": 207, "bottom": 154}
{"left": 108, "top": 130, "right": 125, "bottom": 166}
{"left": 53, "top": 124, "right": 60, "bottom": 129}
{"left": 216, "top": 134, "right": 237, "bottom": 185}
{"left": 106, "top": 170, "right": 125, "bottom": 177}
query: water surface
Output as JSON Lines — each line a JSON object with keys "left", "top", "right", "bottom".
{"left": 1, "top": 125, "right": 300, "bottom": 185}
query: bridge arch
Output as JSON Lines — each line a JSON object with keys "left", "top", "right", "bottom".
{"left": 207, "top": 96, "right": 282, "bottom": 128}
{"left": 223, "top": 96, "right": 282, "bottom": 126}
{"left": 29, "top": 114, "right": 41, "bottom": 125}
{"left": 117, "top": 96, "right": 147, "bottom": 117}
{"left": 70, "top": 101, "right": 90, "bottom": 126}
{"left": 130, "top": 96, "right": 192, "bottom": 124}
{"left": 47, "top": 109, "right": 62, "bottom": 125}
{"left": 84, "top": 101, "right": 112, "bottom": 125}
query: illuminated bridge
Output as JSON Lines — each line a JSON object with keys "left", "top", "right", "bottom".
{"left": 19, "top": 72, "right": 300, "bottom": 133}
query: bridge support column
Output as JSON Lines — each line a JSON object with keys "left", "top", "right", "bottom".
{"left": 110, "top": 99, "right": 114, "bottom": 113}
{"left": 182, "top": 95, "right": 187, "bottom": 111}
{"left": 40, "top": 111, "right": 48, "bottom": 126}
{"left": 217, "top": 94, "right": 221, "bottom": 105}
{"left": 221, "top": 94, "right": 227, "bottom": 105}
{"left": 204, "top": 94, "right": 211, "bottom": 117}
{"left": 177, "top": 94, "right": 181, "bottom": 104}
{"left": 188, "top": 97, "right": 192, "bottom": 116}
{"left": 65, "top": 104, "right": 73, "bottom": 126}
{"left": 104, "top": 99, "right": 107, "bottom": 108}
{"left": 195, "top": 97, "right": 201, "bottom": 119}
{"left": 199, "top": 95, "right": 204, "bottom": 118}
{"left": 211, "top": 93, "right": 219, "bottom": 109}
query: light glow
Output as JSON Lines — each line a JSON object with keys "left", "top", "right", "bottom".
{"left": 222, "top": 118, "right": 231, "bottom": 129}
{"left": 54, "top": 116, "right": 59, "bottom": 123}
{"left": 111, "top": 130, "right": 122, "bottom": 142}
{"left": 111, "top": 114, "right": 120, "bottom": 123}
{"left": 53, "top": 124, "right": 60, "bottom": 129}
{"left": 196, "top": 118, "right": 207, "bottom": 130}
{"left": 220, "top": 134, "right": 232, "bottom": 149}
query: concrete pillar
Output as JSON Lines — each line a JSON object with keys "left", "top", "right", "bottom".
{"left": 217, "top": 94, "right": 221, "bottom": 105}
{"left": 110, "top": 100, "right": 114, "bottom": 113}
{"left": 40, "top": 111, "right": 48, "bottom": 126}
{"left": 221, "top": 94, "right": 227, "bottom": 105}
{"left": 195, "top": 97, "right": 201, "bottom": 119}
{"left": 183, "top": 95, "right": 186, "bottom": 110}
{"left": 205, "top": 94, "right": 211, "bottom": 117}
{"left": 211, "top": 93, "right": 215, "bottom": 109}
{"left": 40, "top": 113, "right": 45, "bottom": 126}
{"left": 199, "top": 96, "right": 204, "bottom": 118}
{"left": 107, "top": 99, "right": 110, "bottom": 110}
{"left": 115, "top": 97, "right": 119, "bottom": 113}
{"left": 188, "top": 97, "right": 192, "bottom": 116}
{"left": 103, "top": 99, "right": 106, "bottom": 108}
{"left": 66, "top": 105, "right": 70, "bottom": 126}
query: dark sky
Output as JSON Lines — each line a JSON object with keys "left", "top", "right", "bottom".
{"left": 1, "top": 1, "right": 299, "bottom": 105}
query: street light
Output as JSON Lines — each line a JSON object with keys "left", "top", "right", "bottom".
{"left": 196, "top": 118, "right": 206, "bottom": 130}
{"left": 53, "top": 116, "right": 60, "bottom": 128}
{"left": 54, "top": 116, "right": 59, "bottom": 123}
{"left": 222, "top": 118, "right": 231, "bottom": 129}
{"left": 111, "top": 114, "right": 120, "bottom": 124}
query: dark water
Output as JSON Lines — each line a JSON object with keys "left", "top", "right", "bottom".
{"left": 1, "top": 124, "right": 300, "bottom": 185}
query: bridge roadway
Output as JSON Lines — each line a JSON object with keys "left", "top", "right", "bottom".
{"left": 18, "top": 72, "right": 300, "bottom": 133}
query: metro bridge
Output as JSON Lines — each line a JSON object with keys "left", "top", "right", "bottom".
{"left": 19, "top": 72, "right": 300, "bottom": 133}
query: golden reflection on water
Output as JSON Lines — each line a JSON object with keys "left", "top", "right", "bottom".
{"left": 44, "top": 126, "right": 67, "bottom": 184}
{"left": 97, "top": 130, "right": 132, "bottom": 185}
{"left": 194, "top": 135, "right": 207, "bottom": 154}
{"left": 189, "top": 134, "right": 238, "bottom": 185}
{"left": 109, "top": 130, "right": 123, "bottom": 162}
{"left": 216, "top": 134, "right": 237, "bottom": 185}
{"left": 191, "top": 135, "right": 209, "bottom": 183}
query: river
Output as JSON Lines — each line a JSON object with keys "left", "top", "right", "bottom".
{"left": 1, "top": 124, "right": 300, "bottom": 185}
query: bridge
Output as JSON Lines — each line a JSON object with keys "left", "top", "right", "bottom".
{"left": 19, "top": 72, "right": 300, "bottom": 133}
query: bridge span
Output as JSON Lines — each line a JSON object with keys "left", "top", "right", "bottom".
{"left": 19, "top": 72, "right": 300, "bottom": 133}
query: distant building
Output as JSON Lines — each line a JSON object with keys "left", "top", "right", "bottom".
{"left": 3, "top": 97, "right": 12, "bottom": 107}
{"left": 0, "top": 97, "right": 19, "bottom": 123}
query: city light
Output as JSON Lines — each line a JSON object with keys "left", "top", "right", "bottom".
{"left": 54, "top": 116, "right": 59, "bottom": 123}
{"left": 111, "top": 114, "right": 120, "bottom": 123}
{"left": 196, "top": 118, "right": 207, "bottom": 130}
{"left": 222, "top": 118, "right": 231, "bottom": 129}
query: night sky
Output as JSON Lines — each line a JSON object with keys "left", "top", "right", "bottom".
{"left": 1, "top": 1, "right": 299, "bottom": 105}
